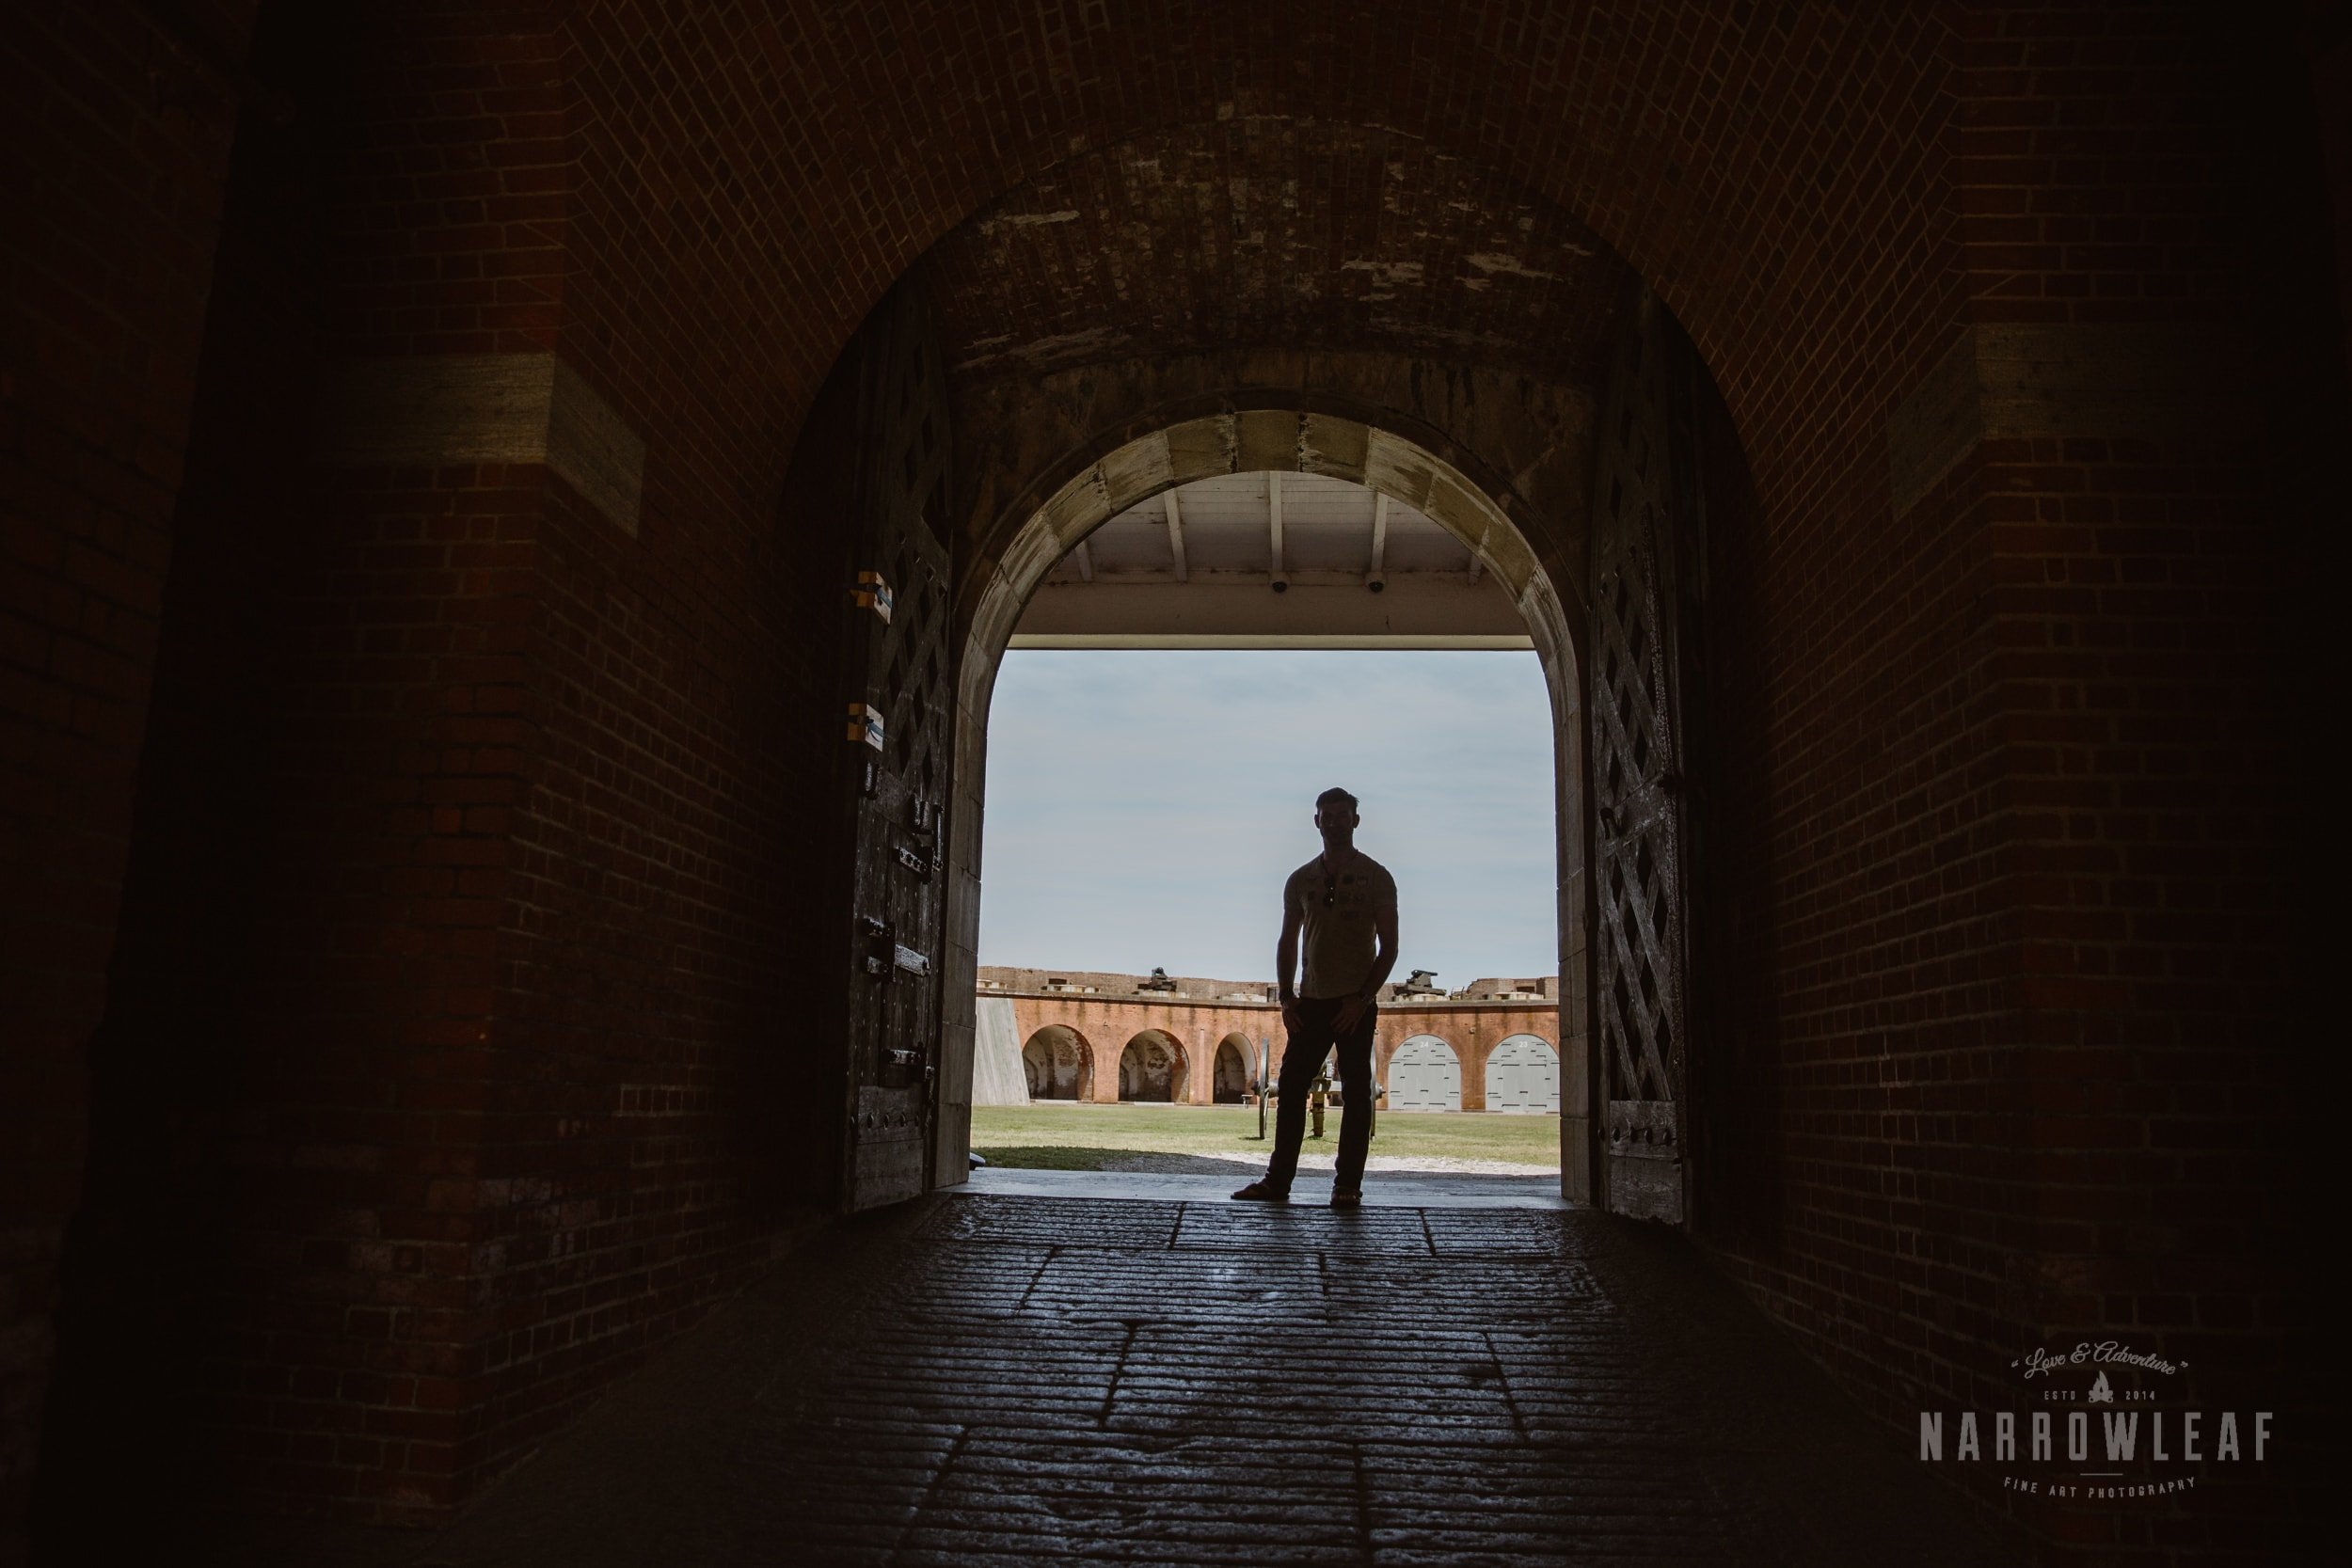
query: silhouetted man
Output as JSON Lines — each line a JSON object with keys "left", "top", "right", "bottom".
{"left": 1232, "top": 786, "right": 1398, "bottom": 1208}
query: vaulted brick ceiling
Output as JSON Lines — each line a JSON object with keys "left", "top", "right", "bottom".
{"left": 923, "top": 118, "right": 1635, "bottom": 387}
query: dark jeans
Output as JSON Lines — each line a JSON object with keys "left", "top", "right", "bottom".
{"left": 1263, "top": 997, "right": 1376, "bottom": 1194}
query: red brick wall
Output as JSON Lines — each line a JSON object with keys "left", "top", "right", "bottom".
{"left": 1697, "top": 9, "right": 2327, "bottom": 1555}
{"left": 39, "top": 9, "right": 546, "bottom": 1529}
{"left": 1961, "top": 12, "right": 2316, "bottom": 1556}
{"left": 314, "top": 2, "right": 567, "bottom": 360}
{"left": 0, "top": 2, "right": 254, "bottom": 1556}
{"left": 1696, "top": 412, "right": 2035, "bottom": 1460}
{"left": 43, "top": 3, "right": 841, "bottom": 1525}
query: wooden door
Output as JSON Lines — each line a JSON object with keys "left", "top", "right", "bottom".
{"left": 1587, "top": 286, "right": 1706, "bottom": 1224}
{"left": 837, "top": 284, "right": 954, "bottom": 1212}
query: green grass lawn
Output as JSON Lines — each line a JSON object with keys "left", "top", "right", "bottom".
{"left": 970, "top": 1101, "right": 1562, "bottom": 1170}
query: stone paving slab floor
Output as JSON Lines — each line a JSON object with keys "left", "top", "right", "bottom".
{"left": 228, "top": 1191, "right": 2020, "bottom": 1567}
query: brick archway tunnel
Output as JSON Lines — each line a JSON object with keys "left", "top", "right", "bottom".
{"left": 4, "top": 5, "right": 2329, "bottom": 1562}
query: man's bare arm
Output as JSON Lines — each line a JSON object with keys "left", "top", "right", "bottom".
{"left": 1276, "top": 886, "right": 1304, "bottom": 1029}
{"left": 1275, "top": 890, "right": 1304, "bottom": 998}
{"left": 1362, "top": 895, "right": 1400, "bottom": 999}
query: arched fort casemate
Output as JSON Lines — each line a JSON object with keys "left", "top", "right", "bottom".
{"left": 983, "top": 969, "right": 1562, "bottom": 1111}
{"left": 9, "top": 6, "right": 2321, "bottom": 1557}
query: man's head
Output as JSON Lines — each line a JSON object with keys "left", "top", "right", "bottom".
{"left": 1314, "top": 786, "right": 1359, "bottom": 847}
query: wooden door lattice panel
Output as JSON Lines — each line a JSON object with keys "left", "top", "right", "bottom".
{"left": 1589, "top": 287, "right": 1703, "bottom": 1225}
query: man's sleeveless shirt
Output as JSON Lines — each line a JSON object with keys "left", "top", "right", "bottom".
{"left": 1284, "top": 853, "right": 1395, "bottom": 999}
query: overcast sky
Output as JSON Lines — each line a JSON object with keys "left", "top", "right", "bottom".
{"left": 977, "top": 650, "right": 1559, "bottom": 987}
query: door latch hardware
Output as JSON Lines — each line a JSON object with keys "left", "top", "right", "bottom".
{"left": 851, "top": 570, "right": 894, "bottom": 623}
{"left": 848, "top": 702, "right": 884, "bottom": 751}
{"left": 892, "top": 943, "right": 930, "bottom": 977}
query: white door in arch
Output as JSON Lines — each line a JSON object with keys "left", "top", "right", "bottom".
{"left": 1484, "top": 1035, "right": 1561, "bottom": 1114}
{"left": 1386, "top": 1036, "right": 1461, "bottom": 1112}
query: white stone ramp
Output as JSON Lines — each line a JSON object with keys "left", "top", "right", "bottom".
{"left": 970, "top": 995, "right": 1030, "bottom": 1105}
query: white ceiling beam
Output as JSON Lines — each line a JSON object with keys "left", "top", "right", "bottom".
{"left": 1367, "top": 491, "right": 1389, "bottom": 581}
{"left": 1161, "top": 490, "right": 1189, "bottom": 583}
{"left": 1010, "top": 576, "right": 1533, "bottom": 646}
{"left": 1267, "top": 471, "right": 1284, "bottom": 578}
{"left": 1074, "top": 539, "right": 1094, "bottom": 582}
